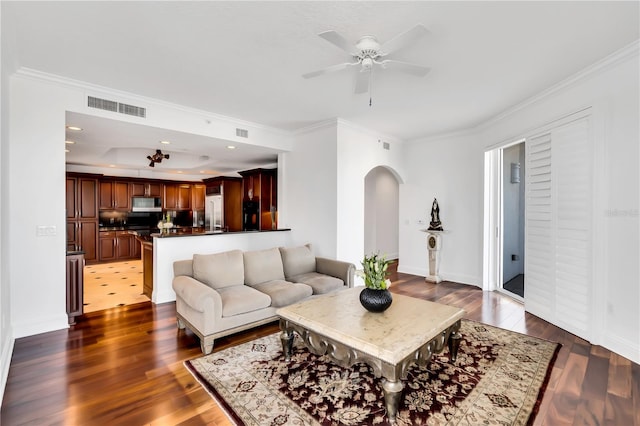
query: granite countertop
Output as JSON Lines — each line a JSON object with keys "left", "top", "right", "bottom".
{"left": 66, "top": 250, "right": 85, "bottom": 256}
{"left": 152, "top": 228, "right": 291, "bottom": 238}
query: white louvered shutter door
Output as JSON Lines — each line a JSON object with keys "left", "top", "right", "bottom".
{"left": 525, "top": 116, "right": 592, "bottom": 341}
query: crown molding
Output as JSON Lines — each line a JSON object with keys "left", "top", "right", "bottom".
{"left": 336, "top": 118, "right": 405, "bottom": 145}
{"left": 12, "top": 67, "right": 290, "bottom": 136}
{"left": 478, "top": 39, "right": 639, "bottom": 131}
{"left": 293, "top": 118, "right": 339, "bottom": 135}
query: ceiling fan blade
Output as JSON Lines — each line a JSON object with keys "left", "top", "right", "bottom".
{"left": 354, "top": 70, "right": 370, "bottom": 94}
{"left": 379, "top": 24, "right": 429, "bottom": 56}
{"left": 302, "top": 62, "right": 357, "bottom": 79}
{"left": 379, "top": 60, "right": 431, "bottom": 77}
{"left": 318, "top": 30, "right": 357, "bottom": 55}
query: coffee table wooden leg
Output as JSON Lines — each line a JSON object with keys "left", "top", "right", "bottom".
{"left": 448, "top": 331, "right": 461, "bottom": 362}
{"left": 280, "top": 329, "right": 294, "bottom": 361}
{"left": 381, "top": 378, "right": 404, "bottom": 423}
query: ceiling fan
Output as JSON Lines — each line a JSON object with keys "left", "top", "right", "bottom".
{"left": 302, "top": 24, "right": 431, "bottom": 101}
{"left": 147, "top": 149, "right": 170, "bottom": 167}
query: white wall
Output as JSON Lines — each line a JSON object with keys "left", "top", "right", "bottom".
{"left": 478, "top": 43, "right": 639, "bottom": 363}
{"left": 1, "top": 3, "right": 17, "bottom": 404}
{"left": 6, "top": 70, "right": 292, "bottom": 340}
{"left": 280, "top": 122, "right": 338, "bottom": 258}
{"left": 364, "top": 166, "right": 399, "bottom": 259}
{"left": 336, "top": 121, "right": 405, "bottom": 266}
{"left": 400, "top": 132, "right": 485, "bottom": 286}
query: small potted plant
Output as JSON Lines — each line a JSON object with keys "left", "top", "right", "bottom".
{"left": 358, "top": 253, "right": 393, "bottom": 312}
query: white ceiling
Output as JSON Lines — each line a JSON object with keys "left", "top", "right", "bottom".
{"left": 4, "top": 1, "right": 639, "bottom": 175}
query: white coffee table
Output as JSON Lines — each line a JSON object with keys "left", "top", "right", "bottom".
{"left": 277, "top": 287, "right": 465, "bottom": 423}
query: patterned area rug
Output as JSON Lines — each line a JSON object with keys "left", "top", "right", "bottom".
{"left": 185, "top": 320, "right": 559, "bottom": 425}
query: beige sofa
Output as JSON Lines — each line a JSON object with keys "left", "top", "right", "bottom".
{"left": 172, "top": 245, "right": 355, "bottom": 354}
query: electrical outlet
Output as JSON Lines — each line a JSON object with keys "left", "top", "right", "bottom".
{"left": 36, "top": 225, "right": 57, "bottom": 236}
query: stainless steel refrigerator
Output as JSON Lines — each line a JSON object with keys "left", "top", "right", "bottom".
{"left": 205, "top": 194, "right": 223, "bottom": 232}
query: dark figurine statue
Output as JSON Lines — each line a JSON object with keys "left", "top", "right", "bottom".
{"left": 428, "top": 198, "right": 443, "bottom": 231}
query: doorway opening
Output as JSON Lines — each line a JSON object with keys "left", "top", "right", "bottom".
{"left": 501, "top": 142, "right": 525, "bottom": 298}
{"left": 364, "top": 166, "right": 399, "bottom": 261}
{"left": 483, "top": 140, "right": 525, "bottom": 300}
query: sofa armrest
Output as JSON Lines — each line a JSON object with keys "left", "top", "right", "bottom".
{"left": 172, "top": 275, "right": 223, "bottom": 315}
{"left": 316, "top": 257, "right": 356, "bottom": 288}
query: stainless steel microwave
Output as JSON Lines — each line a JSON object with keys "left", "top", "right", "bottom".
{"left": 131, "top": 197, "right": 162, "bottom": 212}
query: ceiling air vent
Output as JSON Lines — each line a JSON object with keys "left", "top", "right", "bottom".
{"left": 119, "top": 102, "right": 146, "bottom": 118}
{"left": 88, "top": 96, "right": 117, "bottom": 112}
{"left": 383, "top": 141, "right": 390, "bottom": 150}
{"left": 236, "top": 128, "right": 249, "bottom": 138}
{"left": 87, "top": 96, "right": 146, "bottom": 118}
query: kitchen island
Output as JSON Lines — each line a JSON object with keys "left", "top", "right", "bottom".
{"left": 150, "top": 229, "right": 292, "bottom": 304}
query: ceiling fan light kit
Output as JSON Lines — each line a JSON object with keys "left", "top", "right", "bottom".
{"left": 147, "top": 149, "right": 170, "bottom": 167}
{"left": 303, "top": 24, "right": 431, "bottom": 105}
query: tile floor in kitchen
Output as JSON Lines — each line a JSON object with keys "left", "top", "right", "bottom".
{"left": 83, "top": 260, "right": 150, "bottom": 313}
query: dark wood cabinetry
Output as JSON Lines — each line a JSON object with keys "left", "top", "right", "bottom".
{"left": 239, "top": 168, "right": 277, "bottom": 231}
{"left": 99, "top": 230, "right": 138, "bottom": 262}
{"left": 203, "top": 177, "right": 243, "bottom": 231}
{"left": 66, "top": 175, "right": 99, "bottom": 264}
{"left": 191, "top": 184, "right": 206, "bottom": 211}
{"left": 130, "top": 181, "right": 162, "bottom": 198}
{"left": 141, "top": 241, "right": 153, "bottom": 299}
{"left": 99, "top": 180, "right": 130, "bottom": 210}
{"left": 164, "top": 183, "right": 191, "bottom": 210}
{"left": 66, "top": 252, "right": 84, "bottom": 325}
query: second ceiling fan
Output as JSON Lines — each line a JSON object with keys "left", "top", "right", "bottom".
{"left": 303, "top": 24, "right": 431, "bottom": 101}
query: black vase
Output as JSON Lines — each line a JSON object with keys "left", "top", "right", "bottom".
{"left": 359, "top": 288, "right": 393, "bottom": 312}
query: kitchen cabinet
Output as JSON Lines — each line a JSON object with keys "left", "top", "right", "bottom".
{"left": 99, "top": 180, "right": 130, "bottom": 210}
{"left": 99, "top": 230, "right": 138, "bottom": 262}
{"left": 191, "top": 184, "right": 206, "bottom": 211}
{"left": 164, "top": 183, "right": 191, "bottom": 210}
{"left": 239, "top": 168, "right": 277, "bottom": 231}
{"left": 141, "top": 240, "right": 153, "bottom": 299}
{"left": 130, "top": 181, "right": 162, "bottom": 198}
{"left": 66, "top": 252, "right": 84, "bottom": 325}
{"left": 66, "top": 175, "right": 98, "bottom": 264}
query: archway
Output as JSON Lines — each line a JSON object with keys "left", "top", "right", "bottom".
{"left": 363, "top": 166, "right": 400, "bottom": 260}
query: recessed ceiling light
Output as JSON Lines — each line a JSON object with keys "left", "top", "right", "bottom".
{"left": 65, "top": 149, "right": 70, "bottom": 153}
{"left": 66, "top": 126, "right": 82, "bottom": 131}
{"left": 109, "top": 164, "right": 116, "bottom": 168}
{"left": 226, "top": 145, "right": 236, "bottom": 150}
{"left": 65, "top": 140, "right": 75, "bottom": 145}
{"left": 160, "top": 140, "right": 171, "bottom": 145}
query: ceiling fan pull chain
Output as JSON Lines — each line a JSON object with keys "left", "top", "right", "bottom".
{"left": 369, "top": 69, "right": 373, "bottom": 107}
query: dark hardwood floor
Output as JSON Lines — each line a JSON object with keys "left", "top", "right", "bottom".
{"left": 2, "top": 268, "right": 638, "bottom": 425}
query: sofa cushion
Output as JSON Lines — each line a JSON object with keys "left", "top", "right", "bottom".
{"left": 216, "top": 285, "right": 272, "bottom": 317}
{"left": 243, "top": 248, "right": 285, "bottom": 286}
{"left": 289, "top": 272, "right": 344, "bottom": 295}
{"left": 279, "top": 244, "right": 316, "bottom": 278}
{"left": 192, "top": 250, "right": 244, "bottom": 289}
{"left": 252, "top": 280, "right": 313, "bottom": 307}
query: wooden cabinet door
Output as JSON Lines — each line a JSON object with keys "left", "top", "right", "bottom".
{"left": 192, "top": 184, "right": 205, "bottom": 211}
{"left": 66, "top": 178, "right": 77, "bottom": 219}
{"left": 131, "top": 236, "right": 141, "bottom": 259}
{"left": 147, "top": 183, "right": 162, "bottom": 197}
{"left": 164, "top": 184, "right": 178, "bottom": 210}
{"left": 99, "top": 181, "right": 114, "bottom": 209}
{"left": 130, "top": 182, "right": 146, "bottom": 197}
{"left": 67, "top": 221, "right": 78, "bottom": 250}
{"left": 79, "top": 178, "right": 98, "bottom": 219}
{"left": 116, "top": 233, "right": 132, "bottom": 259}
{"left": 99, "top": 232, "right": 116, "bottom": 261}
{"left": 177, "top": 185, "right": 191, "bottom": 210}
{"left": 66, "top": 253, "right": 84, "bottom": 324}
{"left": 79, "top": 221, "right": 98, "bottom": 263}
{"left": 113, "top": 181, "right": 130, "bottom": 210}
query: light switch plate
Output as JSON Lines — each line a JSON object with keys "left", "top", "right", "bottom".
{"left": 36, "top": 225, "right": 57, "bottom": 236}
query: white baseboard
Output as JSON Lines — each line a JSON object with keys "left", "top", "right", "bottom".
{"left": 602, "top": 334, "right": 640, "bottom": 365}
{"left": 11, "top": 314, "right": 68, "bottom": 339}
{"left": 396, "top": 265, "right": 482, "bottom": 288}
{"left": 0, "top": 330, "right": 15, "bottom": 406}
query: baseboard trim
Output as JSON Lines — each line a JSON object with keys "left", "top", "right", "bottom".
{"left": 396, "top": 265, "right": 482, "bottom": 289}
{"left": 601, "top": 334, "right": 640, "bottom": 365}
{"left": 0, "top": 330, "right": 15, "bottom": 406}
{"left": 11, "top": 314, "right": 68, "bottom": 339}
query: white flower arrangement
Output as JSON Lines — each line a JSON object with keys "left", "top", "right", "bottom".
{"left": 357, "top": 253, "right": 393, "bottom": 290}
